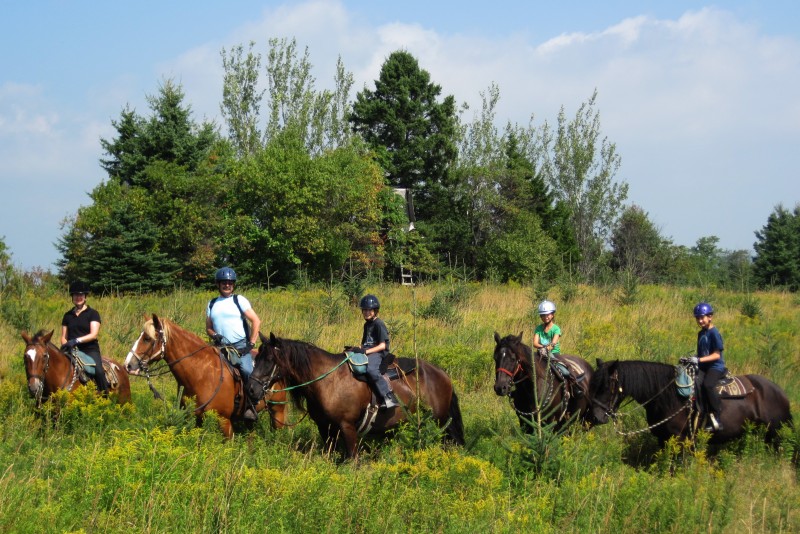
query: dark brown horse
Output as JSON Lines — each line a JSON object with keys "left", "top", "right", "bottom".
{"left": 248, "top": 333, "right": 465, "bottom": 460}
{"left": 21, "top": 329, "right": 131, "bottom": 405}
{"left": 124, "top": 315, "right": 287, "bottom": 438}
{"left": 493, "top": 332, "right": 594, "bottom": 432}
{"left": 589, "top": 359, "right": 793, "bottom": 445}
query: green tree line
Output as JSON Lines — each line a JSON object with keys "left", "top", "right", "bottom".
{"left": 47, "top": 38, "right": 798, "bottom": 293}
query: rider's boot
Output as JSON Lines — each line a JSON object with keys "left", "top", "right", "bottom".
{"left": 704, "top": 413, "right": 723, "bottom": 432}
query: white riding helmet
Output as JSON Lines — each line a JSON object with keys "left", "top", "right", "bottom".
{"left": 537, "top": 300, "right": 556, "bottom": 315}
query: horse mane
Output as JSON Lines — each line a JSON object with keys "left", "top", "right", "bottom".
{"left": 610, "top": 360, "right": 680, "bottom": 413}
{"left": 269, "top": 337, "right": 342, "bottom": 412}
{"left": 274, "top": 337, "right": 339, "bottom": 383}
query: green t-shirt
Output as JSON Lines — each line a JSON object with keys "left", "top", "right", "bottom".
{"left": 534, "top": 323, "right": 561, "bottom": 354}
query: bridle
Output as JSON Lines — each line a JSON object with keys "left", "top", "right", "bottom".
{"left": 24, "top": 341, "right": 78, "bottom": 405}
{"left": 591, "top": 365, "right": 692, "bottom": 436}
{"left": 128, "top": 323, "right": 223, "bottom": 410}
{"left": 496, "top": 344, "right": 563, "bottom": 418}
{"left": 495, "top": 346, "right": 529, "bottom": 386}
{"left": 590, "top": 368, "right": 622, "bottom": 419}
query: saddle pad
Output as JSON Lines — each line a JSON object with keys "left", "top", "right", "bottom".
{"left": 717, "top": 376, "right": 752, "bottom": 398}
{"left": 558, "top": 358, "right": 586, "bottom": 381}
{"left": 347, "top": 352, "right": 369, "bottom": 375}
{"left": 74, "top": 351, "right": 96, "bottom": 375}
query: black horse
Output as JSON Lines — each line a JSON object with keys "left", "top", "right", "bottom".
{"left": 248, "top": 333, "right": 464, "bottom": 460}
{"left": 493, "top": 332, "right": 594, "bottom": 432}
{"left": 589, "top": 358, "right": 792, "bottom": 445}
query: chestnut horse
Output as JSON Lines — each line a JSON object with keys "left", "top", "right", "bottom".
{"left": 21, "top": 329, "right": 131, "bottom": 405}
{"left": 124, "top": 314, "right": 286, "bottom": 438}
{"left": 589, "top": 359, "right": 793, "bottom": 445}
{"left": 248, "top": 333, "right": 465, "bottom": 460}
{"left": 493, "top": 332, "right": 594, "bottom": 432}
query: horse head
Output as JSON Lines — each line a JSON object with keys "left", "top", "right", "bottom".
{"left": 125, "top": 314, "right": 167, "bottom": 375}
{"left": 21, "top": 329, "right": 54, "bottom": 401}
{"left": 588, "top": 358, "right": 621, "bottom": 424}
{"left": 248, "top": 332, "right": 283, "bottom": 401}
{"left": 493, "top": 331, "right": 530, "bottom": 396}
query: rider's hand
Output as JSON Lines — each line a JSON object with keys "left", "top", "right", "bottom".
{"left": 66, "top": 338, "right": 79, "bottom": 349}
{"left": 349, "top": 346, "right": 365, "bottom": 354}
{"left": 211, "top": 334, "right": 224, "bottom": 346}
{"left": 688, "top": 356, "right": 699, "bottom": 366}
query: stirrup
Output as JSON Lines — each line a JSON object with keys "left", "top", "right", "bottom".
{"left": 382, "top": 392, "right": 399, "bottom": 409}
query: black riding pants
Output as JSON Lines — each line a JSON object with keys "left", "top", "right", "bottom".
{"left": 83, "top": 348, "right": 110, "bottom": 392}
{"left": 699, "top": 367, "right": 724, "bottom": 417}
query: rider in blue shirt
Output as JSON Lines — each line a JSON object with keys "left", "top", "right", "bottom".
{"left": 692, "top": 302, "right": 726, "bottom": 432}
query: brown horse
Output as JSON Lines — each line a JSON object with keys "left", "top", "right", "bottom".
{"left": 248, "top": 333, "right": 465, "bottom": 460}
{"left": 124, "top": 314, "right": 286, "bottom": 438}
{"left": 21, "top": 329, "right": 131, "bottom": 405}
{"left": 589, "top": 359, "right": 793, "bottom": 445}
{"left": 493, "top": 332, "right": 594, "bottom": 432}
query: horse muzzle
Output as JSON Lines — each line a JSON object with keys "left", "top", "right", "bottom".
{"left": 27, "top": 378, "right": 43, "bottom": 399}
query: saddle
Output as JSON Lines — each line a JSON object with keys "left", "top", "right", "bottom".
{"left": 218, "top": 346, "right": 252, "bottom": 419}
{"left": 677, "top": 366, "right": 752, "bottom": 400}
{"left": 346, "top": 352, "right": 402, "bottom": 381}
{"left": 541, "top": 352, "right": 586, "bottom": 395}
{"left": 71, "top": 351, "right": 121, "bottom": 389}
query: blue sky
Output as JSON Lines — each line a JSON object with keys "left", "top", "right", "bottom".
{"left": 3, "top": 0, "right": 799, "bottom": 270}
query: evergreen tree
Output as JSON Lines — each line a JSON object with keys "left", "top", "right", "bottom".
{"left": 349, "top": 50, "right": 458, "bottom": 210}
{"left": 60, "top": 80, "right": 223, "bottom": 287}
{"left": 84, "top": 207, "right": 179, "bottom": 293}
{"left": 753, "top": 204, "right": 800, "bottom": 291}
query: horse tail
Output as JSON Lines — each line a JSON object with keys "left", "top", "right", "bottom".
{"left": 445, "top": 390, "right": 465, "bottom": 446}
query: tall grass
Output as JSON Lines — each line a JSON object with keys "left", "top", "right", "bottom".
{"left": 0, "top": 283, "right": 798, "bottom": 531}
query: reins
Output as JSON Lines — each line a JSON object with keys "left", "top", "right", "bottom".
{"left": 265, "top": 352, "right": 350, "bottom": 395}
{"left": 130, "top": 324, "right": 226, "bottom": 412}
{"left": 600, "top": 365, "right": 694, "bottom": 436}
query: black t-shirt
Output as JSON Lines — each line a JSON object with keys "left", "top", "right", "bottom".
{"left": 61, "top": 306, "right": 101, "bottom": 353}
{"left": 361, "top": 317, "right": 390, "bottom": 358}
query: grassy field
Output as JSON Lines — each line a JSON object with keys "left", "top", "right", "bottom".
{"left": 0, "top": 282, "right": 798, "bottom": 532}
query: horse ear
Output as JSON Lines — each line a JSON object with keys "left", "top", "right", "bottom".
{"left": 259, "top": 332, "right": 268, "bottom": 344}
{"left": 152, "top": 314, "right": 162, "bottom": 330}
{"left": 596, "top": 358, "right": 604, "bottom": 368}
{"left": 43, "top": 330, "right": 54, "bottom": 344}
{"left": 494, "top": 332, "right": 501, "bottom": 344}
{"left": 269, "top": 332, "right": 278, "bottom": 343}
{"left": 517, "top": 332, "right": 524, "bottom": 342}
{"left": 20, "top": 330, "right": 31, "bottom": 344}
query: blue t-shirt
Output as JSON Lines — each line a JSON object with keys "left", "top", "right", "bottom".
{"left": 697, "top": 326, "right": 726, "bottom": 372}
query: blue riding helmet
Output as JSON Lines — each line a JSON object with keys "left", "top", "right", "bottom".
{"left": 359, "top": 294, "right": 380, "bottom": 310}
{"left": 215, "top": 267, "right": 237, "bottom": 282}
{"left": 693, "top": 302, "right": 713, "bottom": 317}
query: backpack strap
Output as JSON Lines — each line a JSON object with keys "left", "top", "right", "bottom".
{"left": 232, "top": 294, "right": 251, "bottom": 342}
{"left": 208, "top": 295, "right": 251, "bottom": 343}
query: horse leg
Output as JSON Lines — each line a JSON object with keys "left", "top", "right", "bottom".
{"left": 339, "top": 423, "right": 360, "bottom": 460}
{"left": 219, "top": 417, "right": 234, "bottom": 439}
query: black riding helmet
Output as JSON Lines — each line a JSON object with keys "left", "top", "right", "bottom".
{"left": 359, "top": 294, "right": 380, "bottom": 310}
{"left": 69, "top": 280, "right": 90, "bottom": 295}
